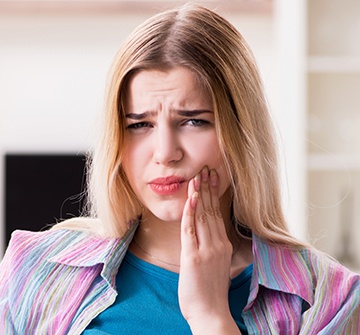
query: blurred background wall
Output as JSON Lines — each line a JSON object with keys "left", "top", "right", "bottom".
{"left": 306, "top": 0, "right": 360, "bottom": 272}
{"left": 0, "top": 0, "right": 358, "bottom": 272}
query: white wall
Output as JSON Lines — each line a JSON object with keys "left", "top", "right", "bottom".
{"left": 0, "top": 7, "right": 305, "bottom": 255}
{"left": 273, "top": 0, "right": 307, "bottom": 239}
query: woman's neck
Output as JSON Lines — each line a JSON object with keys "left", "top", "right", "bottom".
{"left": 130, "top": 212, "right": 183, "bottom": 272}
{"left": 129, "top": 191, "right": 253, "bottom": 275}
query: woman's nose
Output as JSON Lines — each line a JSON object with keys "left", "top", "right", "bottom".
{"left": 152, "top": 126, "right": 183, "bottom": 165}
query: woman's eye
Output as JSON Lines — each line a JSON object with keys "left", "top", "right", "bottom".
{"left": 185, "top": 119, "right": 209, "bottom": 127}
{"left": 126, "top": 122, "right": 151, "bottom": 130}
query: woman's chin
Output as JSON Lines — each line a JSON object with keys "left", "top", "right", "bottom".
{"left": 144, "top": 206, "right": 184, "bottom": 224}
{"left": 155, "top": 212, "right": 183, "bottom": 224}
{"left": 139, "top": 195, "right": 186, "bottom": 223}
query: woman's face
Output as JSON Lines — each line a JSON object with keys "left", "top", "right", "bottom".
{"left": 122, "top": 67, "right": 230, "bottom": 223}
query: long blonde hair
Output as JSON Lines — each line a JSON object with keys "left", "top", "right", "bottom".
{"left": 55, "top": 3, "right": 302, "bottom": 247}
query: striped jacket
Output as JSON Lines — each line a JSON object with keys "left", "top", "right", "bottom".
{"left": 0, "top": 222, "right": 359, "bottom": 334}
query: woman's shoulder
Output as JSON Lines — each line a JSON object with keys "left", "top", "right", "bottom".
{"left": 253, "top": 233, "right": 358, "bottom": 278}
{"left": 3, "top": 218, "right": 108, "bottom": 263}
{"left": 252, "top": 234, "right": 359, "bottom": 326}
{"left": 252, "top": 234, "right": 359, "bottom": 302}
{"left": 11, "top": 217, "right": 96, "bottom": 240}
{"left": 300, "top": 244, "right": 359, "bottom": 280}
{"left": 279, "top": 240, "right": 359, "bottom": 302}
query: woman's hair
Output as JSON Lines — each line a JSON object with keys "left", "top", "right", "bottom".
{"left": 55, "top": 3, "right": 303, "bottom": 247}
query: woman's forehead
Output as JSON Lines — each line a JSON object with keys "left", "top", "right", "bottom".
{"left": 123, "top": 67, "right": 213, "bottom": 111}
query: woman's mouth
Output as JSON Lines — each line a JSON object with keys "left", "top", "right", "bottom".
{"left": 149, "top": 176, "right": 186, "bottom": 196}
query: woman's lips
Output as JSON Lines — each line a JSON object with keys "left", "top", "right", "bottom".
{"left": 149, "top": 176, "right": 186, "bottom": 195}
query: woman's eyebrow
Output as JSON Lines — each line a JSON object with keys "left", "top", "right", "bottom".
{"left": 176, "top": 109, "right": 213, "bottom": 117}
{"left": 125, "top": 112, "right": 151, "bottom": 120}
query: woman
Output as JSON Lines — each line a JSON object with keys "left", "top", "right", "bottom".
{"left": 0, "top": 4, "right": 359, "bottom": 335}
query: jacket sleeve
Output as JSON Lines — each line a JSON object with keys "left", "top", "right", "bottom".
{"left": 0, "top": 233, "right": 19, "bottom": 334}
{"left": 300, "top": 256, "right": 360, "bottom": 334}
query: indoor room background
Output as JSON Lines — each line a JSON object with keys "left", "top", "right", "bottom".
{"left": 0, "top": 0, "right": 359, "bottom": 273}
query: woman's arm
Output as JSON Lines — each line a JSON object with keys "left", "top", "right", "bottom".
{"left": 178, "top": 167, "right": 242, "bottom": 335}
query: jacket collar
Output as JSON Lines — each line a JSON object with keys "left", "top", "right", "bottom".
{"left": 246, "top": 234, "right": 314, "bottom": 310}
{"left": 49, "top": 219, "right": 139, "bottom": 289}
{"left": 49, "top": 222, "right": 313, "bottom": 307}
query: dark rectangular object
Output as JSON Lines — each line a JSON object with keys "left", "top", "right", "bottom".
{"left": 5, "top": 153, "right": 87, "bottom": 245}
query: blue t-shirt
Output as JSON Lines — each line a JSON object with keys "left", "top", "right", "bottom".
{"left": 83, "top": 251, "right": 252, "bottom": 335}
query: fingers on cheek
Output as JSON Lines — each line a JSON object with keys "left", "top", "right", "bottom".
{"left": 190, "top": 191, "right": 199, "bottom": 209}
{"left": 190, "top": 168, "right": 219, "bottom": 214}
{"left": 209, "top": 169, "right": 219, "bottom": 193}
{"left": 194, "top": 173, "right": 201, "bottom": 192}
{"left": 187, "top": 175, "right": 199, "bottom": 198}
{"left": 200, "top": 167, "right": 210, "bottom": 195}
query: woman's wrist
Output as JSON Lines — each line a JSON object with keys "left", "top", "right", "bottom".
{"left": 187, "top": 313, "right": 242, "bottom": 335}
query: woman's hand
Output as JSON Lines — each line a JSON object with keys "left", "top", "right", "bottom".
{"left": 178, "top": 166, "right": 241, "bottom": 334}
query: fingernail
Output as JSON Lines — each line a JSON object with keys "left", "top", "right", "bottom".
{"left": 210, "top": 169, "right": 218, "bottom": 187}
{"left": 201, "top": 166, "right": 208, "bottom": 182}
{"left": 194, "top": 174, "right": 201, "bottom": 191}
{"left": 191, "top": 192, "right": 199, "bottom": 208}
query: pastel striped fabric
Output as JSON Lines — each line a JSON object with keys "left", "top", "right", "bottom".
{"left": 0, "top": 220, "right": 359, "bottom": 334}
